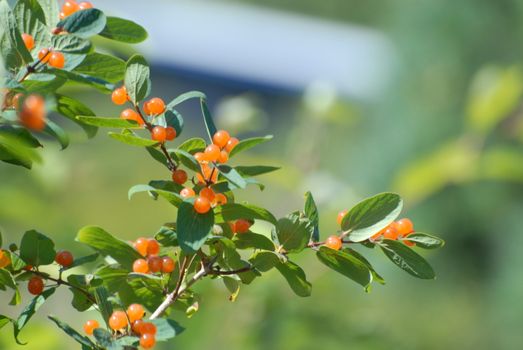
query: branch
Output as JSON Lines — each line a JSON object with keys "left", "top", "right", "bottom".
{"left": 31, "top": 270, "right": 97, "bottom": 304}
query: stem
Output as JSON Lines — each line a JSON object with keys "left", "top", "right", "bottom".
{"left": 31, "top": 270, "right": 96, "bottom": 304}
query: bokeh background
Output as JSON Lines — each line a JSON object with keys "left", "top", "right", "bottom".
{"left": 2, "top": 0, "right": 523, "bottom": 349}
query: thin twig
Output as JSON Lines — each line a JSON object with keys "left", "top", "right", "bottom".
{"left": 31, "top": 270, "right": 97, "bottom": 304}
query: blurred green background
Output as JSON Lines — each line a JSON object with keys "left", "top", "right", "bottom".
{"left": 2, "top": 0, "right": 523, "bottom": 349}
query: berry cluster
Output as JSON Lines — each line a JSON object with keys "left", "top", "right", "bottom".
{"left": 37, "top": 48, "right": 65, "bottom": 69}
{"left": 371, "top": 218, "right": 415, "bottom": 245}
{"left": 59, "top": 0, "right": 93, "bottom": 19}
{"left": 132, "top": 238, "right": 175, "bottom": 274}
{"left": 26, "top": 250, "right": 75, "bottom": 295}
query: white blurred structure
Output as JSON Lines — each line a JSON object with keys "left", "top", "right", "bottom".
{"left": 101, "top": 0, "right": 396, "bottom": 100}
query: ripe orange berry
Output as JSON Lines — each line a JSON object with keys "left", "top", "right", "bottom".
{"left": 172, "top": 169, "right": 187, "bottom": 184}
{"left": 194, "top": 196, "right": 211, "bottom": 214}
{"left": 396, "top": 218, "right": 414, "bottom": 237}
{"left": 21, "top": 33, "right": 34, "bottom": 51}
{"left": 165, "top": 126, "right": 177, "bottom": 141}
{"left": 180, "top": 187, "right": 195, "bottom": 198}
{"left": 127, "top": 304, "right": 145, "bottom": 323}
{"left": 120, "top": 108, "right": 144, "bottom": 125}
{"left": 28, "top": 276, "right": 44, "bottom": 295}
{"left": 132, "top": 319, "right": 145, "bottom": 334}
{"left": 403, "top": 239, "right": 416, "bottom": 247}
{"left": 204, "top": 144, "right": 220, "bottom": 162}
{"left": 140, "top": 322, "right": 157, "bottom": 335}
{"left": 55, "top": 250, "right": 74, "bottom": 267}
{"left": 147, "top": 256, "right": 163, "bottom": 273}
{"left": 83, "top": 320, "right": 99, "bottom": 335}
{"left": 59, "top": 11, "right": 66, "bottom": 19}
{"left": 199, "top": 187, "right": 216, "bottom": 202}
{"left": 78, "top": 1, "right": 93, "bottom": 9}
{"left": 23, "top": 265, "right": 33, "bottom": 271}
{"left": 382, "top": 226, "right": 399, "bottom": 240}
{"left": 337, "top": 210, "right": 348, "bottom": 226}
{"left": 370, "top": 231, "right": 382, "bottom": 240}
{"left": 224, "top": 137, "right": 239, "bottom": 153}
{"left": 38, "top": 48, "right": 51, "bottom": 63}
{"left": 234, "top": 219, "right": 251, "bottom": 234}
{"left": 133, "top": 237, "right": 149, "bottom": 256}
{"left": 213, "top": 193, "right": 227, "bottom": 206}
{"left": 161, "top": 257, "right": 175, "bottom": 273}
{"left": 20, "top": 94, "right": 46, "bottom": 131}
{"left": 0, "top": 250, "right": 11, "bottom": 268}
{"left": 48, "top": 51, "right": 65, "bottom": 68}
{"left": 194, "top": 152, "right": 208, "bottom": 163}
{"left": 325, "top": 235, "right": 343, "bottom": 250}
{"left": 212, "top": 130, "right": 231, "bottom": 148}
{"left": 133, "top": 258, "right": 149, "bottom": 274}
{"left": 217, "top": 150, "right": 229, "bottom": 164}
{"left": 146, "top": 239, "right": 160, "bottom": 256}
{"left": 62, "top": 0, "right": 79, "bottom": 16}
{"left": 142, "top": 101, "right": 151, "bottom": 115}
{"left": 152, "top": 126, "right": 167, "bottom": 142}
{"left": 140, "top": 333, "right": 156, "bottom": 349}
{"left": 111, "top": 87, "right": 127, "bottom": 105}
{"left": 108, "top": 311, "right": 128, "bottom": 331}
{"left": 146, "top": 98, "right": 165, "bottom": 115}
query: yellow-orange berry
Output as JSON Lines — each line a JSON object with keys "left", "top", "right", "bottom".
{"left": 224, "top": 137, "right": 239, "bottom": 153}
{"left": 127, "top": 304, "right": 145, "bottom": 323}
{"left": 140, "top": 333, "right": 156, "bottom": 349}
{"left": 382, "top": 226, "right": 399, "bottom": 240}
{"left": 111, "top": 87, "right": 127, "bottom": 105}
{"left": 133, "top": 237, "right": 149, "bottom": 256}
{"left": 132, "top": 319, "right": 145, "bottom": 334}
{"left": 83, "top": 320, "right": 99, "bottom": 335}
{"left": 213, "top": 193, "right": 227, "bottom": 206}
{"left": 151, "top": 126, "right": 167, "bottom": 142}
{"left": 78, "top": 1, "right": 93, "bottom": 10}
{"left": 140, "top": 322, "right": 157, "bottom": 335}
{"left": 38, "top": 48, "right": 51, "bottom": 63}
{"left": 120, "top": 108, "right": 144, "bottom": 125}
{"left": 62, "top": 0, "right": 79, "bottom": 16}
{"left": 212, "top": 130, "right": 230, "bottom": 148}
{"left": 0, "top": 250, "right": 11, "bottom": 269}
{"left": 28, "top": 276, "right": 44, "bottom": 295}
{"left": 217, "top": 150, "right": 229, "bottom": 164}
{"left": 396, "top": 218, "right": 414, "bottom": 237}
{"left": 161, "top": 257, "right": 175, "bottom": 273}
{"left": 165, "top": 126, "right": 176, "bottom": 141}
{"left": 204, "top": 144, "right": 220, "bottom": 162}
{"left": 108, "top": 311, "right": 128, "bottom": 331}
{"left": 21, "top": 33, "right": 34, "bottom": 51}
{"left": 146, "top": 98, "right": 165, "bottom": 115}
{"left": 147, "top": 256, "right": 163, "bottom": 273}
{"left": 180, "top": 187, "right": 195, "bottom": 198}
{"left": 194, "top": 196, "right": 211, "bottom": 214}
{"left": 143, "top": 101, "right": 151, "bottom": 115}
{"left": 324, "top": 235, "right": 342, "bottom": 250}
{"left": 234, "top": 219, "right": 251, "bottom": 234}
{"left": 403, "top": 232, "right": 416, "bottom": 247}
{"left": 49, "top": 51, "right": 65, "bottom": 68}
{"left": 147, "top": 239, "right": 160, "bottom": 256}
{"left": 199, "top": 187, "right": 216, "bottom": 202}
{"left": 194, "top": 152, "right": 208, "bottom": 164}
{"left": 172, "top": 169, "right": 187, "bottom": 184}
{"left": 133, "top": 258, "right": 149, "bottom": 274}
{"left": 337, "top": 210, "right": 348, "bottom": 226}
{"left": 55, "top": 250, "right": 74, "bottom": 267}
{"left": 20, "top": 94, "right": 46, "bottom": 131}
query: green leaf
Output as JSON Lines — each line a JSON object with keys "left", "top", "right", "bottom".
{"left": 304, "top": 191, "right": 320, "bottom": 242}
{"left": 95, "top": 265, "right": 128, "bottom": 294}
{"left": 15, "top": 288, "right": 56, "bottom": 344}
{"left": 200, "top": 98, "right": 217, "bottom": 141}
{"left": 379, "top": 239, "right": 436, "bottom": 279}
{"left": 342, "top": 192, "right": 403, "bottom": 242}
{"left": 167, "top": 91, "right": 206, "bottom": 109}
{"left": 178, "top": 137, "right": 206, "bottom": 153}
{"left": 51, "top": 34, "right": 91, "bottom": 53}
{"left": 229, "top": 135, "right": 273, "bottom": 158}
{"left": 73, "top": 52, "right": 125, "bottom": 83}
{"left": 13, "top": 0, "right": 45, "bottom": 38}
{"left": 275, "top": 214, "right": 314, "bottom": 253}
{"left": 69, "top": 287, "right": 93, "bottom": 312}
{"left": 46, "top": 69, "right": 111, "bottom": 93}
{"left": 0, "top": 269, "right": 20, "bottom": 305}
{"left": 0, "top": 125, "right": 42, "bottom": 148}
{"left": 164, "top": 109, "right": 184, "bottom": 136}
{"left": 316, "top": 246, "right": 372, "bottom": 288}
{"left": 155, "top": 224, "right": 177, "bottom": 247}
{"left": 115, "top": 336, "right": 139, "bottom": 347}
{"left": 38, "top": 0, "right": 59, "bottom": 27}
{"left": 93, "top": 286, "right": 113, "bottom": 328}
{"left": 76, "top": 116, "right": 141, "bottom": 129}
{"left": 222, "top": 276, "right": 240, "bottom": 302}
{"left": 0, "top": 314, "right": 13, "bottom": 331}
{"left": 43, "top": 119, "right": 69, "bottom": 150}
{"left": 170, "top": 149, "right": 199, "bottom": 172}
{"left": 0, "top": 2, "right": 33, "bottom": 66}
{"left": 124, "top": 54, "right": 150, "bottom": 103}
{"left": 63, "top": 253, "right": 99, "bottom": 271}
{"left": 128, "top": 184, "right": 184, "bottom": 207}
{"left": 214, "top": 203, "right": 278, "bottom": 226}
{"left": 343, "top": 248, "right": 385, "bottom": 285}
{"left": 150, "top": 318, "right": 185, "bottom": 341}
{"left": 217, "top": 165, "right": 247, "bottom": 189}
{"left": 48, "top": 316, "right": 97, "bottom": 348}
{"left": 233, "top": 232, "right": 275, "bottom": 251}
{"left": 19, "top": 230, "right": 56, "bottom": 266}
{"left": 21, "top": 73, "right": 66, "bottom": 92}
{"left": 93, "top": 328, "right": 121, "bottom": 350}
{"left": 249, "top": 251, "right": 282, "bottom": 272}
{"left": 109, "top": 131, "right": 158, "bottom": 147}
{"left": 176, "top": 201, "right": 214, "bottom": 253}
{"left": 235, "top": 165, "right": 280, "bottom": 177}
{"left": 275, "top": 261, "right": 311, "bottom": 297}
{"left": 76, "top": 226, "right": 142, "bottom": 269}
{"left": 401, "top": 232, "right": 445, "bottom": 249}
{"left": 56, "top": 9, "right": 106, "bottom": 38}
{"left": 54, "top": 94, "right": 97, "bottom": 138}
{"left": 99, "top": 16, "right": 147, "bottom": 43}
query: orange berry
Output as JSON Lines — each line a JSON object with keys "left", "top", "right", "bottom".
{"left": 20, "top": 94, "right": 46, "bottom": 131}
{"left": 180, "top": 187, "right": 195, "bottom": 198}
{"left": 194, "top": 152, "right": 208, "bottom": 163}
{"left": 370, "top": 231, "right": 382, "bottom": 240}
{"left": 83, "top": 320, "right": 99, "bottom": 335}
{"left": 28, "top": 276, "right": 44, "bottom": 295}
{"left": 55, "top": 250, "right": 74, "bottom": 267}
{"left": 140, "top": 322, "right": 157, "bottom": 335}
{"left": 0, "top": 250, "right": 11, "bottom": 268}
{"left": 382, "top": 226, "right": 399, "bottom": 240}
{"left": 151, "top": 126, "right": 167, "bottom": 142}
{"left": 147, "top": 256, "right": 163, "bottom": 273}
{"left": 172, "top": 169, "right": 187, "bottom": 184}
{"left": 23, "top": 265, "right": 33, "bottom": 271}
{"left": 228, "top": 222, "right": 236, "bottom": 233}
{"left": 212, "top": 130, "right": 231, "bottom": 148}
{"left": 133, "top": 259, "right": 149, "bottom": 274}
{"left": 142, "top": 101, "right": 151, "bottom": 115}
{"left": 337, "top": 210, "right": 348, "bottom": 226}
{"left": 199, "top": 187, "right": 215, "bottom": 201}
{"left": 404, "top": 239, "right": 416, "bottom": 247}
{"left": 49, "top": 51, "right": 65, "bottom": 68}
{"left": 21, "top": 33, "right": 34, "bottom": 51}
{"left": 224, "top": 137, "right": 239, "bottom": 153}
{"left": 62, "top": 0, "right": 79, "bottom": 16}
{"left": 212, "top": 193, "right": 227, "bottom": 206}
{"left": 78, "top": 1, "right": 93, "bottom": 9}
{"left": 165, "top": 126, "right": 177, "bottom": 141}
{"left": 127, "top": 304, "right": 145, "bottom": 323}
{"left": 108, "top": 311, "right": 128, "bottom": 331}
{"left": 161, "top": 257, "right": 175, "bottom": 273}
{"left": 194, "top": 196, "right": 211, "bottom": 214}
{"left": 120, "top": 108, "right": 144, "bottom": 125}
{"left": 38, "top": 48, "right": 51, "bottom": 63}
{"left": 396, "top": 218, "right": 414, "bottom": 237}
{"left": 146, "top": 98, "right": 165, "bottom": 115}
{"left": 234, "top": 219, "right": 251, "bottom": 234}
{"left": 111, "top": 87, "right": 127, "bottom": 105}
{"left": 59, "top": 11, "right": 66, "bottom": 19}
{"left": 133, "top": 237, "right": 149, "bottom": 256}
{"left": 204, "top": 144, "right": 221, "bottom": 162}
{"left": 146, "top": 239, "right": 160, "bottom": 256}
{"left": 324, "top": 235, "right": 343, "bottom": 250}
{"left": 217, "top": 150, "right": 229, "bottom": 164}
{"left": 132, "top": 319, "right": 145, "bottom": 334}
{"left": 140, "top": 333, "right": 156, "bottom": 349}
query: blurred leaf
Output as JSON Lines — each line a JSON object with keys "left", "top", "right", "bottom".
{"left": 56, "top": 9, "right": 106, "bottom": 38}
{"left": 38, "top": 0, "right": 59, "bottom": 27}
{"left": 222, "top": 276, "right": 240, "bottom": 302}
{"left": 0, "top": 314, "right": 13, "bottom": 330}
{"left": 22, "top": 73, "right": 66, "bottom": 92}
{"left": 170, "top": 149, "right": 199, "bottom": 172}
{"left": 275, "top": 261, "right": 311, "bottom": 297}
{"left": 480, "top": 146, "right": 523, "bottom": 183}
{"left": 77, "top": 116, "right": 141, "bottom": 129}
{"left": 235, "top": 165, "right": 280, "bottom": 177}
{"left": 48, "top": 317, "right": 97, "bottom": 349}
{"left": 150, "top": 318, "right": 185, "bottom": 341}
{"left": 73, "top": 52, "right": 125, "bottom": 82}
{"left": 342, "top": 192, "right": 403, "bottom": 242}
{"left": 54, "top": 94, "right": 98, "bottom": 138}
{"left": 0, "top": 2, "right": 33, "bottom": 66}
{"left": 233, "top": 232, "right": 275, "bottom": 251}
{"left": 109, "top": 130, "right": 158, "bottom": 147}
{"left": 94, "top": 286, "right": 113, "bottom": 328}
{"left": 304, "top": 191, "right": 320, "bottom": 242}
{"left": 13, "top": 0, "right": 45, "bottom": 38}
{"left": 115, "top": 336, "right": 139, "bottom": 347}
{"left": 125, "top": 54, "right": 150, "bottom": 103}
{"left": 43, "top": 119, "right": 69, "bottom": 150}
{"left": 167, "top": 91, "right": 206, "bottom": 109}
{"left": 275, "top": 214, "right": 314, "bottom": 253}
{"left": 48, "top": 69, "right": 112, "bottom": 92}
{"left": 99, "top": 16, "right": 147, "bottom": 43}
{"left": 0, "top": 268, "right": 20, "bottom": 305}
{"left": 93, "top": 328, "right": 121, "bottom": 350}
{"left": 379, "top": 239, "right": 435, "bottom": 279}
{"left": 400, "top": 233, "right": 445, "bottom": 249}
{"left": 19, "top": 230, "right": 56, "bottom": 267}
{"left": 177, "top": 200, "right": 214, "bottom": 253}
{"left": 229, "top": 135, "right": 273, "bottom": 158}
{"left": 217, "top": 165, "right": 247, "bottom": 189}
{"left": 15, "top": 287, "right": 56, "bottom": 344}
{"left": 178, "top": 137, "right": 206, "bottom": 153}
{"left": 200, "top": 98, "right": 217, "bottom": 142}
{"left": 316, "top": 246, "right": 372, "bottom": 289}
{"left": 214, "top": 203, "right": 278, "bottom": 226}
{"left": 63, "top": 253, "right": 99, "bottom": 271}
{"left": 0, "top": 125, "right": 42, "bottom": 148}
